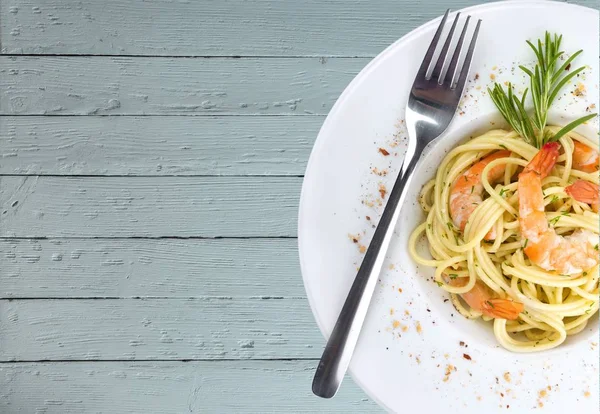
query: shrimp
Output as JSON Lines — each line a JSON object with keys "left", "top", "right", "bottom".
{"left": 446, "top": 276, "right": 524, "bottom": 320}
{"left": 565, "top": 180, "right": 599, "bottom": 212}
{"left": 449, "top": 150, "right": 510, "bottom": 239}
{"left": 518, "top": 142, "right": 599, "bottom": 275}
{"left": 572, "top": 140, "right": 599, "bottom": 173}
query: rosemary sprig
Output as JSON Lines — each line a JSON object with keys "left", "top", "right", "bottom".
{"left": 489, "top": 83, "right": 536, "bottom": 145}
{"left": 487, "top": 32, "right": 597, "bottom": 148}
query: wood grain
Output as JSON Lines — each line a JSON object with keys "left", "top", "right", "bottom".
{"left": 2, "top": 0, "right": 594, "bottom": 57}
{"left": 0, "top": 238, "right": 303, "bottom": 298}
{"left": 0, "top": 298, "right": 325, "bottom": 360}
{"left": 0, "top": 0, "right": 486, "bottom": 57}
{"left": 0, "top": 176, "right": 300, "bottom": 237}
{"left": 0, "top": 116, "right": 317, "bottom": 176}
{"left": 0, "top": 56, "right": 366, "bottom": 115}
{"left": 0, "top": 361, "right": 378, "bottom": 413}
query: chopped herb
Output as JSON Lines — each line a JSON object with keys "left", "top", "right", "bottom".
{"left": 449, "top": 274, "right": 458, "bottom": 279}
{"left": 485, "top": 300, "right": 495, "bottom": 309}
{"left": 499, "top": 188, "right": 508, "bottom": 197}
{"left": 499, "top": 144, "right": 508, "bottom": 150}
{"left": 470, "top": 186, "right": 475, "bottom": 194}
{"left": 549, "top": 212, "right": 569, "bottom": 226}
{"left": 595, "top": 244, "right": 598, "bottom": 251}
{"left": 583, "top": 272, "right": 588, "bottom": 276}
{"left": 523, "top": 239, "right": 529, "bottom": 248}
{"left": 550, "top": 195, "right": 559, "bottom": 204}
{"left": 585, "top": 304, "right": 594, "bottom": 314}
{"left": 447, "top": 222, "right": 453, "bottom": 230}
{"left": 436, "top": 281, "right": 443, "bottom": 287}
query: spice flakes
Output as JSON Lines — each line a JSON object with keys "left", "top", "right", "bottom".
{"left": 347, "top": 233, "right": 366, "bottom": 253}
{"left": 378, "top": 183, "right": 387, "bottom": 199}
{"left": 443, "top": 364, "right": 457, "bottom": 382}
{"left": 573, "top": 82, "right": 586, "bottom": 97}
{"left": 371, "top": 167, "right": 388, "bottom": 176}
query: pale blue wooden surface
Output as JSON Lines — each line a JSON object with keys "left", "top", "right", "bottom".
{"left": 0, "top": 0, "right": 597, "bottom": 412}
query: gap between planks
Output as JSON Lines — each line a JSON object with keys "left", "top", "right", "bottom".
{"left": 0, "top": 236, "right": 298, "bottom": 240}
{"left": 0, "top": 114, "right": 325, "bottom": 117}
{"left": 1, "top": 54, "right": 369, "bottom": 58}
{"left": 0, "top": 175, "right": 305, "bottom": 179}
{"left": 0, "top": 358, "right": 320, "bottom": 363}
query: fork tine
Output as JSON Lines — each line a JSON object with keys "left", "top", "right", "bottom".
{"left": 442, "top": 15, "right": 470, "bottom": 86}
{"left": 430, "top": 12, "right": 460, "bottom": 82}
{"left": 415, "top": 9, "right": 450, "bottom": 79}
{"left": 451, "top": 19, "right": 482, "bottom": 90}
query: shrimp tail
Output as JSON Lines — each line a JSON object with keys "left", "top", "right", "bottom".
{"left": 565, "top": 180, "right": 599, "bottom": 211}
{"left": 522, "top": 142, "right": 560, "bottom": 178}
{"left": 480, "top": 299, "right": 524, "bottom": 320}
{"left": 572, "top": 140, "right": 600, "bottom": 173}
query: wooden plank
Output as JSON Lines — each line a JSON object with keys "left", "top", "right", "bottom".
{"left": 0, "top": 298, "right": 324, "bottom": 360}
{"left": 0, "top": 361, "right": 377, "bottom": 412}
{"left": 0, "top": 238, "right": 303, "bottom": 298}
{"left": 2, "top": 0, "right": 594, "bottom": 57}
{"left": 0, "top": 176, "right": 300, "bottom": 237}
{"left": 0, "top": 116, "right": 316, "bottom": 176}
{"left": 0, "top": 56, "right": 366, "bottom": 115}
{"left": 0, "top": 0, "right": 481, "bottom": 57}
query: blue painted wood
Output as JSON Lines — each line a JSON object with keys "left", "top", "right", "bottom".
{"left": 0, "top": 362, "right": 379, "bottom": 413}
{"left": 0, "top": 57, "right": 368, "bottom": 115}
{"left": 0, "top": 116, "right": 318, "bottom": 175}
{"left": 0, "top": 176, "right": 301, "bottom": 237}
{"left": 1, "top": 0, "right": 596, "bottom": 56}
{"left": 0, "top": 238, "right": 305, "bottom": 298}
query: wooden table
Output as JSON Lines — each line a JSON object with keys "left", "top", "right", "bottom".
{"left": 0, "top": 0, "right": 595, "bottom": 412}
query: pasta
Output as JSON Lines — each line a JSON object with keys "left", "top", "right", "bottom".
{"left": 409, "top": 127, "right": 599, "bottom": 352}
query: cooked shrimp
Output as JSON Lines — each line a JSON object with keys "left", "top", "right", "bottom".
{"left": 565, "top": 180, "right": 599, "bottom": 212}
{"left": 446, "top": 276, "right": 524, "bottom": 320}
{"left": 518, "top": 142, "right": 599, "bottom": 275}
{"left": 572, "top": 140, "right": 599, "bottom": 173}
{"left": 449, "top": 150, "right": 510, "bottom": 239}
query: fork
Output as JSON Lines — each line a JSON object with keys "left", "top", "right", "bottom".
{"left": 312, "top": 9, "right": 482, "bottom": 399}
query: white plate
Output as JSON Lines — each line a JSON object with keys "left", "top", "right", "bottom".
{"left": 298, "top": 1, "right": 599, "bottom": 412}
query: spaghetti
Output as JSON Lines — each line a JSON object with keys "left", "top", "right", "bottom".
{"left": 408, "top": 127, "right": 599, "bottom": 352}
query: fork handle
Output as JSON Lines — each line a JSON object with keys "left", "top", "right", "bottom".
{"left": 312, "top": 140, "right": 424, "bottom": 399}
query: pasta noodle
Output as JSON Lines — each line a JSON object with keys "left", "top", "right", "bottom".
{"left": 409, "top": 128, "right": 599, "bottom": 352}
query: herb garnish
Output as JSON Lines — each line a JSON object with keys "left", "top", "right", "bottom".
{"left": 488, "top": 32, "right": 597, "bottom": 148}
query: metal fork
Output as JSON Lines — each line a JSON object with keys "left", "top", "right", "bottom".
{"left": 312, "top": 9, "right": 481, "bottom": 399}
